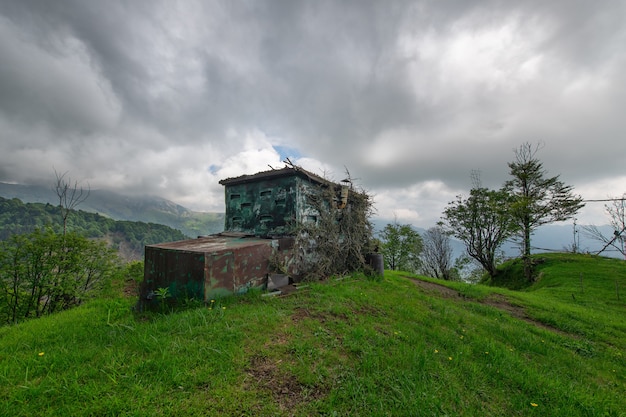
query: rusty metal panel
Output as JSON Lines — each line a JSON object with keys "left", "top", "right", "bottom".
{"left": 204, "top": 239, "right": 274, "bottom": 298}
{"left": 142, "top": 244, "right": 205, "bottom": 301}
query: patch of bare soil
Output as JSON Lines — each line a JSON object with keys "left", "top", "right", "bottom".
{"left": 290, "top": 307, "right": 311, "bottom": 323}
{"left": 405, "top": 278, "right": 464, "bottom": 299}
{"left": 245, "top": 355, "right": 326, "bottom": 413}
{"left": 290, "top": 307, "right": 349, "bottom": 324}
{"left": 406, "top": 276, "right": 569, "bottom": 335}
{"left": 123, "top": 279, "right": 140, "bottom": 298}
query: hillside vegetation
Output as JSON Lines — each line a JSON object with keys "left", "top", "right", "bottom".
{"left": 0, "top": 253, "right": 623, "bottom": 416}
{"left": 0, "top": 196, "right": 188, "bottom": 260}
{"left": 0, "top": 183, "right": 224, "bottom": 238}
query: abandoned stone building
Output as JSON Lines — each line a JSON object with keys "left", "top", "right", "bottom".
{"left": 138, "top": 165, "right": 364, "bottom": 306}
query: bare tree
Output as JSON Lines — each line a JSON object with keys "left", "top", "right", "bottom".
{"left": 582, "top": 195, "right": 626, "bottom": 258}
{"left": 420, "top": 224, "right": 455, "bottom": 280}
{"left": 54, "top": 170, "right": 90, "bottom": 235}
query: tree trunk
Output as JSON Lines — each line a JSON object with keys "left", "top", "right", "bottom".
{"left": 522, "top": 216, "right": 534, "bottom": 281}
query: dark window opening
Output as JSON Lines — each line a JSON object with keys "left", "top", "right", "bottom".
{"left": 230, "top": 193, "right": 241, "bottom": 200}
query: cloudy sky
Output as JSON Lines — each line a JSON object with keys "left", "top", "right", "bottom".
{"left": 1, "top": 0, "right": 625, "bottom": 228}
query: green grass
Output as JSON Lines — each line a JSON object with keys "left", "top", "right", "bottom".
{"left": 0, "top": 254, "right": 624, "bottom": 416}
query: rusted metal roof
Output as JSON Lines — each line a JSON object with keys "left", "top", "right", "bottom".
{"left": 218, "top": 166, "right": 332, "bottom": 187}
{"left": 148, "top": 234, "right": 270, "bottom": 252}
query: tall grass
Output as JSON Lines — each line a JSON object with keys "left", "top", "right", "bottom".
{"left": 0, "top": 254, "right": 624, "bottom": 416}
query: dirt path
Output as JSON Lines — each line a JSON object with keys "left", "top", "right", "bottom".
{"left": 405, "top": 276, "right": 569, "bottom": 335}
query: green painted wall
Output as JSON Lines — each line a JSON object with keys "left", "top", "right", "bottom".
{"left": 223, "top": 176, "right": 319, "bottom": 237}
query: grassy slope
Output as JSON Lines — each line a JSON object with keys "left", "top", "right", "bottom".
{"left": 0, "top": 254, "right": 624, "bottom": 416}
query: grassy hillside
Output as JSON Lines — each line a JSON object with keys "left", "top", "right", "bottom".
{"left": 0, "top": 254, "right": 624, "bottom": 416}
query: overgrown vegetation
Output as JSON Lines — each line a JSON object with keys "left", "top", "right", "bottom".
{"left": 292, "top": 175, "right": 376, "bottom": 280}
{"left": 0, "top": 195, "right": 179, "bottom": 325}
{"left": 0, "top": 253, "right": 623, "bottom": 416}
{"left": 0, "top": 229, "right": 121, "bottom": 324}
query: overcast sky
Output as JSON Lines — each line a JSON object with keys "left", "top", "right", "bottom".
{"left": 1, "top": 0, "right": 625, "bottom": 227}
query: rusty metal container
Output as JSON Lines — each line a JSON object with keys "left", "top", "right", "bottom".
{"left": 138, "top": 234, "right": 294, "bottom": 307}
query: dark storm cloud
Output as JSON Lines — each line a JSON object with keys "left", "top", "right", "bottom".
{"left": 0, "top": 0, "right": 624, "bottom": 226}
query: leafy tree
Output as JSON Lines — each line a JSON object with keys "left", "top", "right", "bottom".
{"left": 443, "top": 185, "right": 516, "bottom": 279}
{"left": 0, "top": 229, "right": 120, "bottom": 324}
{"left": 450, "top": 255, "right": 485, "bottom": 284}
{"left": 379, "top": 221, "right": 423, "bottom": 272}
{"left": 420, "top": 224, "right": 455, "bottom": 280}
{"left": 504, "top": 143, "right": 584, "bottom": 279}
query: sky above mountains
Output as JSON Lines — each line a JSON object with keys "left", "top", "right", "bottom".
{"left": 1, "top": 0, "right": 625, "bottom": 227}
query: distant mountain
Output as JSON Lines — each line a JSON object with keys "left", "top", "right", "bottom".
{"left": 0, "top": 182, "right": 224, "bottom": 238}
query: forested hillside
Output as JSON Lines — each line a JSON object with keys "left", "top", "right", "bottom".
{"left": 0, "top": 197, "right": 187, "bottom": 260}
{"left": 0, "top": 182, "right": 224, "bottom": 238}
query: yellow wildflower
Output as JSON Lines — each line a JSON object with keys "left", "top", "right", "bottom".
{"left": 38, "top": 352, "right": 44, "bottom": 356}
{"left": 531, "top": 403, "right": 538, "bottom": 407}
